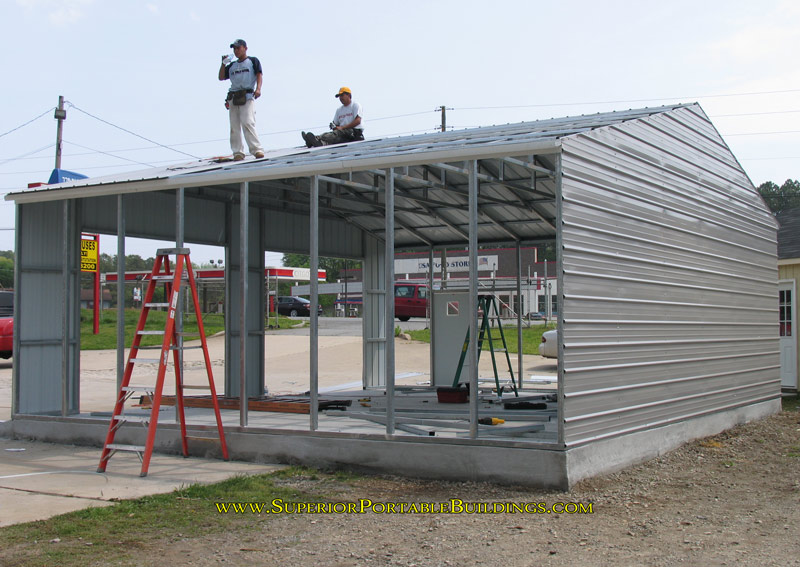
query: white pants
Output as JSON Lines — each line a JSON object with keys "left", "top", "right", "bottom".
{"left": 229, "top": 99, "right": 263, "bottom": 157}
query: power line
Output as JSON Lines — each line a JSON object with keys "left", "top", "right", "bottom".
{"left": 2, "top": 88, "right": 799, "bottom": 168}
{"left": 740, "top": 156, "right": 800, "bottom": 161}
{"left": 0, "top": 144, "right": 55, "bottom": 168}
{"left": 711, "top": 109, "right": 800, "bottom": 118}
{"left": 0, "top": 108, "right": 55, "bottom": 139}
{"left": 64, "top": 140, "right": 156, "bottom": 168}
{"left": 454, "top": 88, "right": 800, "bottom": 112}
{"left": 0, "top": 159, "right": 179, "bottom": 176}
{"left": 723, "top": 130, "right": 800, "bottom": 136}
{"left": 65, "top": 102, "right": 201, "bottom": 160}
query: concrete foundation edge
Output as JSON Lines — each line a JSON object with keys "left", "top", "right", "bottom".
{"left": 3, "top": 416, "right": 570, "bottom": 490}
{"left": 565, "top": 398, "right": 781, "bottom": 487}
{"left": 4, "top": 399, "right": 780, "bottom": 490}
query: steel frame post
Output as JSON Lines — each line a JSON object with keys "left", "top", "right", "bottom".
{"left": 116, "top": 195, "right": 125, "bottom": 391}
{"left": 428, "top": 247, "right": 434, "bottom": 385}
{"left": 516, "top": 242, "right": 523, "bottom": 390}
{"left": 385, "top": 168, "right": 396, "bottom": 435}
{"left": 468, "top": 160, "right": 479, "bottom": 438}
{"left": 239, "top": 181, "right": 248, "bottom": 427}
{"left": 175, "top": 187, "right": 184, "bottom": 422}
{"left": 310, "top": 176, "right": 319, "bottom": 431}
{"left": 61, "top": 200, "right": 69, "bottom": 417}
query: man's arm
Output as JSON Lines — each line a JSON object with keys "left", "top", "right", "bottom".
{"left": 336, "top": 115, "right": 361, "bottom": 130}
{"left": 218, "top": 57, "right": 228, "bottom": 81}
{"left": 254, "top": 73, "right": 262, "bottom": 99}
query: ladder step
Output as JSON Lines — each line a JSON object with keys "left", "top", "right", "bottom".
{"left": 106, "top": 443, "right": 146, "bottom": 452}
{"left": 145, "top": 302, "right": 170, "bottom": 308}
{"left": 130, "top": 358, "right": 161, "bottom": 364}
{"left": 113, "top": 414, "right": 150, "bottom": 423}
{"left": 151, "top": 274, "right": 189, "bottom": 281}
{"left": 182, "top": 384, "right": 209, "bottom": 390}
{"left": 185, "top": 436, "right": 220, "bottom": 443}
{"left": 122, "top": 385, "right": 156, "bottom": 392}
{"left": 138, "top": 330, "right": 165, "bottom": 335}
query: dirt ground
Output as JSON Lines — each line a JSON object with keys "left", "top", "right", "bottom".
{"left": 3, "top": 334, "right": 798, "bottom": 565}
{"left": 142, "top": 399, "right": 800, "bottom": 567}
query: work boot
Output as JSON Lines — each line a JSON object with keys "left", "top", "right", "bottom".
{"left": 233, "top": 153, "right": 245, "bottom": 161}
{"left": 254, "top": 151, "right": 265, "bottom": 159}
{"left": 302, "top": 131, "right": 322, "bottom": 148}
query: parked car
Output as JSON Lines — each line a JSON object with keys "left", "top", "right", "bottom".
{"left": 527, "top": 311, "right": 545, "bottom": 320}
{"left": 276, "top": 296, "right": 322, "bottom": 317}
{"left": 394, "top": 283, "right": 428, "bottom": 322}
{"left": 0, "top": 290, "right": 12, "bottom": 317}
{"left": 538, "top": 329, "right": 557, "bottom": 358}
{"left": 0, "top": 290, "right": 13, "bottom": 359}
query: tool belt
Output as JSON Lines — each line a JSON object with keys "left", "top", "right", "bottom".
{"left": 227, "top": 89, "right": 253, "bottom": 106}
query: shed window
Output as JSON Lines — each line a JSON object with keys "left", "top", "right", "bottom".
{"left": 780, "top": 289, "right": 792, "bottom": 337}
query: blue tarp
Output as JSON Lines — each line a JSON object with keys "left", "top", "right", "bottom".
{"left": 48, "top": 168, "right": 88, "bottom": 185}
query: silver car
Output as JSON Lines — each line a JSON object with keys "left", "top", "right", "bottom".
{"left": 538, "top": 329, "right": 557, "bottom": 358}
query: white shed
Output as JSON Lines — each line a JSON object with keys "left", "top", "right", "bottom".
{"left": 4, "top": 103, "right": 779, "bottom": 488}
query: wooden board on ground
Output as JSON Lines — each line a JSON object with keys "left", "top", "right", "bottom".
{"left": 141, "top": 395, "right": 351, "bottom": 414}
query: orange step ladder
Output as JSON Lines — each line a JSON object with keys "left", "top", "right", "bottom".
{"left": 98, "top": 248, "right": 228, "bottom": 477}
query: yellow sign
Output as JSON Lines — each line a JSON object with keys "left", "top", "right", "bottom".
{"left": 81, "top": 238, "right": 98, "bottom": 272}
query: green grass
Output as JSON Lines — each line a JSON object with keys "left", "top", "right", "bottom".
{"left": 0, "top": 470, "right": 308, "bottom": 567}
{"left": 79, "top": 309, "right": 226, "bottom": 350}
{"left": 407, "top": 322, "right": 556, "bottom": 356}
{"left": 80, "top": 309, "right": 303, "bottom": 350}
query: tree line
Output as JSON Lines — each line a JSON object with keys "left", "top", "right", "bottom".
{"left": 757, "top": 179, "right": 800, "bottom": 215}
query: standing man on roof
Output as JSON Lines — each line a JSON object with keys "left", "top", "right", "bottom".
{"left": 302, "top": 87, "right": 364, "bottom": 148}
{"left": 219, "top": 39, "right": 264, "bottom": 160}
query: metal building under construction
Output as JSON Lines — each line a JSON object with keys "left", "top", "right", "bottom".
{"left": 3, "top": 103, "right": 780, "bottom": 488}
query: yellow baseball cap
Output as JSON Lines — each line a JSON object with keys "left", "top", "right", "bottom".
{"left": 335, "top": 87, "right": 352, "bottom": 98}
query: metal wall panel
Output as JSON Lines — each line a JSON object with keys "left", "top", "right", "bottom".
{"left": 79, "top": 190, "right": 227, "bottom": 247}
{"left": 363, "top": 236, "right": 386, "bottom": 387}
{"left": 225, "top": 202, "right": 265, "bottom": 398}
{"left": 559, "top": 105, "right": 780, "bottom": 447}
{"left": 261, "top": 208, "right": 364, "bottom": 259}
{"left": 15, "top": 201, "right": 80, "bottom": 414}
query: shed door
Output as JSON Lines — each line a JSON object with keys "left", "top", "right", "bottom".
{"left": 779, "top": 282, "right": 797, "bottom": 389}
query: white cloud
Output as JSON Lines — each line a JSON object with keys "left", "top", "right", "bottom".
{"left": 15, "top": 0, "right": 94, "bottom": 26}
{"left": 146, "top": 3, "right": 159, "bottom": 15}
{"left": 705, "top": 2, "right": 800, "bottom": 67}
{"left": 708, "top": 24, "right": 799, "bottom": 66}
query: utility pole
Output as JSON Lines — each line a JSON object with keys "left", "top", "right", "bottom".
{"left": 440, "top": 105, "right": 446, "bottom": 132}
{"left": 54, "top": 95, "right": 66, "bottom": 170}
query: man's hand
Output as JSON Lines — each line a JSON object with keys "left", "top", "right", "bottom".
{"left": 254, "top": 89, "right": 261, "bottom": 99}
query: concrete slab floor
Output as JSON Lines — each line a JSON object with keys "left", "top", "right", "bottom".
{"left": 0, "top": 437, "right": 285, "bottom": 527}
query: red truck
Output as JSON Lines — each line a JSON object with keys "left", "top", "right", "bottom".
{"left": 0, "top": 291, "right": 12, "bottom": 359}
{"left": 394, "top": 283, "right": 428, "bottom": 321}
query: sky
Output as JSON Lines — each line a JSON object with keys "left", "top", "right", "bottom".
{"left": 1, "top": 0, "right": 799, "bottom": 266}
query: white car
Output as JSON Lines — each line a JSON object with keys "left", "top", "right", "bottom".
{"left": 538, "top": 329, "right": 557, "bottom": 358}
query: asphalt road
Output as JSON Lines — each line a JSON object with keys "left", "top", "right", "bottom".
{"left": 265, "top": 316, "right": 429, "bottom": 336}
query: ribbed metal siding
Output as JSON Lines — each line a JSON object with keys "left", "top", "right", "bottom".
{"left": 16, "top": 201, "right": 81, "bottom": 414}
{"left": 559, "top": 105, "right": 779, "bottom": 447}
{"left": 261, "top": 208, "right": 364, "bottom": 259}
